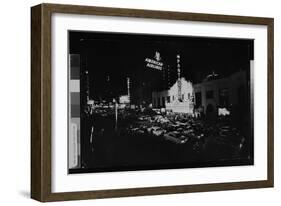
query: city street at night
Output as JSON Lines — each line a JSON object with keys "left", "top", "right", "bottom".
{"left": 68, "top": 30, "right": 254, "bottom": 173}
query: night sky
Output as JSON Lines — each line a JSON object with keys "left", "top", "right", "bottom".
{"left": 69, "top": 31, "right": 253, "bottom": 100}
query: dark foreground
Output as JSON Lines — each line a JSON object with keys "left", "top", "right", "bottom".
{"left": 70, "top": 107, "right": 253, "bottom": 173}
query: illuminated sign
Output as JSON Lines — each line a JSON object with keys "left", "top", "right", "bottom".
{"left": 155, "top": 51, "right": 161, "bottom": 61}
{"left": 145, "top": 51, "right": 163, "bottom": 71}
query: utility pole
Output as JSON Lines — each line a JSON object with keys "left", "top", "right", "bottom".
{"left": 113, "top": 98, "right": 118, "bottom": 131}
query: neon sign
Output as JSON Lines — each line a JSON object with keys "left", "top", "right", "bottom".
{"left": 145, "top": 51, "right": 163, "bottom": 71}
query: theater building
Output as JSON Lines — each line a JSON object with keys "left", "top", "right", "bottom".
{"left": 152, "top": 77, "right": 194, "bottom": 114}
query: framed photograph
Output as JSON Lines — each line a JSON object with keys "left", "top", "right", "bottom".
{"left": 31, "top": 3, "right": 274, "bottom": 202}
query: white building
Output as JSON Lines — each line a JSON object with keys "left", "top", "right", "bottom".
{"left": 152, "top": 77, "right": 194, "bottom": 114}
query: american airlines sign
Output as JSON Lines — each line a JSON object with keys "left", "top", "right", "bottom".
{"left": 145, "top": 51, "right": 163, "bottom": 71}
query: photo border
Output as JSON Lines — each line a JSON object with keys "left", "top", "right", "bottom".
{"left": 31, "top": 3, "right": 274, "bottom": 202}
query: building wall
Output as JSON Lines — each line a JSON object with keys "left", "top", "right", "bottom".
{"left": 193, "top": 70, "right": 248, "bottom": 117}
{"left": 152, "top": 77, "right": 194, "bottom": 113}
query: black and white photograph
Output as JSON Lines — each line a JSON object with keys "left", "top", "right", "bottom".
{"left": 68, "top": 31, "right": 254, "bottom": 174}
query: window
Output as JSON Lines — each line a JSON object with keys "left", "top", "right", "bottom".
{"left": 162, "top": 97, "right": 166, "bottom": 107}
{"left": 195, "top": 92, "right": 202, "bottom": 108}
{"left": 182, "top": 94, "right": 184, "bottom": 100}
{"left": 206, "top": 90, "right": 214, "bottom": 99}
{"left": 219, "top": 88, "right": 229, "bottom": 107}
{"left": 188, "top": 93, "right": 190, "bottom": 99}
{"left": 167, "top": 96, "right": 170, "bottom": 103}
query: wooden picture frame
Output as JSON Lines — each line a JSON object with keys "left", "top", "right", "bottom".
{"left": 31, "top": 3, "right": 274, "bottom": 202}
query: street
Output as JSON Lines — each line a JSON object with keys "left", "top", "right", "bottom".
{"left": 70, "top": 107, "right": 252, "bottom": 173}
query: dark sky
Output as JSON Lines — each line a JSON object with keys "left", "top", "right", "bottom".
{"left": 69, "top": 31, "right": 253, "bottom": 99}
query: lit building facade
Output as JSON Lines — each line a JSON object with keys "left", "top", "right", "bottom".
{"left": 152, "top": 77, "right": 194, "bottom": 114}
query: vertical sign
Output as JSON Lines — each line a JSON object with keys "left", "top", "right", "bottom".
{"left": 177, "top": 54, "right": 182, "bottom": 101}
{"left": 127, "top": 77, "right": 131, "bottom": 103}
